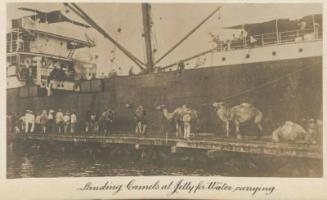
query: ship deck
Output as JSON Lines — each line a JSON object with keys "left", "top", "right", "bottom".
{"left": 8, "top": 132, "right": 322, "bottom": 159}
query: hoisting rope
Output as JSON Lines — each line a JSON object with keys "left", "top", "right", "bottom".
{"left": 154, "top": 6, "right": 221, "bottom": 65}
{"left": 215, "top": 66, "right": 307, "bottom": 103}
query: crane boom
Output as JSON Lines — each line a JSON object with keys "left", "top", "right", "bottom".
{"left": 65, "top": 3, "right": 146, "bottom": 70}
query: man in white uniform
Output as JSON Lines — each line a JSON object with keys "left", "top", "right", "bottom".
{"left": 25, "top": 110, "right": 35, "bottom": 133}
{"left": 55, "top": 109, "right": 64, "bottom": 134}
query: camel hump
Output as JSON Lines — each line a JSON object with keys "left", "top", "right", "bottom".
{"left": 284, "top": 121, "right": 307, "bottom": 134}
{"left": 173, "top": 108, "right": 182, "bottom": 115}
{"left": 240, "top": 102, "right": 252, "bottom": 107}
{"left": 284, "top": 121, "right": 294, "bottom": 126}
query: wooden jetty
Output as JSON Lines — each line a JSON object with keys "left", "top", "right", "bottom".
{"left": 8, "top": 133, "right": 322, "bottom": 159}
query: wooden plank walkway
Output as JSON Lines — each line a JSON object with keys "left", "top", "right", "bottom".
{"left": 7, "top": 133, "right": 322, "bottom": 159}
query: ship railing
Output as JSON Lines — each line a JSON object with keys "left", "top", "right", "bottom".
{"left": 39, "top": 67, "right": 75, "bottom": 81}
{"left": 7, "top": 38, "right": 73, "bottom": 59}
{"left": 214, "top": 28, "right": 322, "bottom": 52}
{"left": 7, "top": 40, "right": 31, "bottom": 53}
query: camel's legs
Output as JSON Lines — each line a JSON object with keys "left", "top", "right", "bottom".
{"left": 257, "top": 123, "right": 263, "bottom": 132}
{"left": 254, "top": 113, "right": 263, "bottom": 138}
{"left": 226, "top": 121, "right": 230, "bottom": 137}
{"left": 141, "top": 124, "right": 147, "bottom": 136}
{"left": 136, "top": 122, "right": 142, "bottom": 135}
{"left": 175, "top": 122, "right": 180, "bottom": 137}
{"left": 235, "top": 121, "right": 242, "bottom": 139}
{"left": 256, "top": 123, "right": 263, "bottom": 138}
{"left": 184, "top": 129, "right": 187, "bottom": 139}
{"left": 135, "top": 124, "right": 138, "bottom": 134}
{"left": 184, "top": 123, "right": 191, "bottom": 139}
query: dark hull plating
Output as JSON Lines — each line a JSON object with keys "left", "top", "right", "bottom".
{"left": 7, "top": 56, "right": 322, "bottom": 135}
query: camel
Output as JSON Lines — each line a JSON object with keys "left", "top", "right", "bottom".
{"left": 213, "top": 102, "right": 263, "bottom": 139}
{"left": 272, "top": 121, "right": 311, "bottom": 143}
{"left": 156, "top": 105, "right": 183, "bottom": 137}
{"left": 126, "top": 104, "right": 147, "bottom": 135}
{"left": 156, "top": 104, "right": 199, "bottom": 139}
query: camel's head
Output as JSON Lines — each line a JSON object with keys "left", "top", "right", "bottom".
{"left": 137, "top": 105, "right": 144, "bottom": 111}
{"left": 156, "top": 104, "right": 166, "bottom": 111}
{"left": 212, "top": 101, "right": 225, "bottom": 109}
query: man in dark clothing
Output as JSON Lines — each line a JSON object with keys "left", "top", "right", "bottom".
{"left": 47, "top": 67, "right": 59, "bottom": 87}
{"left": 298, "top": 21, "right": 307, "bottom": 40}
{"left": 134, "top": 105, "right": 147, "bottom": 136}
{"left": 105, "top": 109, "right": 114, "bottom": 135}
{"left": 128, "top": 66, "right": 134, "bottom": 76}
{"left": 177, "top": 61, "right": 185, "bottom": 77}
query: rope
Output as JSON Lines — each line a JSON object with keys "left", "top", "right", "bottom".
{"left": 153, "top": 66, "right": 307, "bottom": 105}
{"left": 151, "top": 18, "right": 158, "bottom": 61}
{"left": 67, "top": 3, "right": 146, "bottom": 70}
{"left": 154, "top": 6, "right": 221, "bottom": 65}
{"left": 216, "top": 66, "right": 307, "bottom": 103}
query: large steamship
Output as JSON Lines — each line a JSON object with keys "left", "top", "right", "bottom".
{"left": 7, "top": 4, "right": 322, "bottom": 134}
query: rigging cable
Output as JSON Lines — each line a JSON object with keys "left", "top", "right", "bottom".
{"left": 64, "top": 3, "right": 146, "bottom": 70}
{"left": 150, "top": 9, "right": 159, "bottom": 61}
{"left": 154, "top": 6, "right": 221, "bottom": 65}
{"left": 216, "top": 66, "right": 307, "bottom": 103}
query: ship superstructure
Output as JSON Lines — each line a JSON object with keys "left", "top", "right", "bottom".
{"left": 6, "top": 8, "right": 96, "bottom": 93}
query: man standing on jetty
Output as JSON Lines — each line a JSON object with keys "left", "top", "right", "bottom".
{"left": 134, "top": 105, "right": 147, "bottom": 136}
{"left": 55, "top": 109, "right": 64, "bottom": 134}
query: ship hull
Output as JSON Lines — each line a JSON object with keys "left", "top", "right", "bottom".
{"left": 7, "top": 56, "right": 322, "bottom": 135}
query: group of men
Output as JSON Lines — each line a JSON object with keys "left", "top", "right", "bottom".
{"left": 7, "top": 106, "right": 141, "bottom": 136}
{"left": 9, "top": 109, "right": 77, "bottom": 134}
{"left": 84, "top": 108, "right": 115, "bottom": 134}
{"left": 209, "top": 31, "right": 257, "bottom": 51}
{"left": 7, "top": 104, "right": 185, "bottom": 138}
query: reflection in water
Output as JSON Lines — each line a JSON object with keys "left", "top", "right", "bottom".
{"left": 7, "top": 140, "right": 322, "bottom": 178}
{"left": 20, "top": 156, "right": 33, "bottom": 178}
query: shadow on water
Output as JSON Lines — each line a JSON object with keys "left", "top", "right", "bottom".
{"left": 7, "top": 139, "right": 322, "bottom": 178}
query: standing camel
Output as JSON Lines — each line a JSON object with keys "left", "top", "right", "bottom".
{"left": 126, "top": 104, "right": 147, "bottom": 136}
{"left": 213, "top": 102, "right": 263, "bottom": 139}
{"left": 156, "top": 105, "right": 183, "bottom": 137}
{"left": 156, "top": 104, "right": 199, "bottom": 139}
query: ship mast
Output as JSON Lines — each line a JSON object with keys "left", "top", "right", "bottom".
{"left": 142, "top": 3, "right": 154, "bottom": 71}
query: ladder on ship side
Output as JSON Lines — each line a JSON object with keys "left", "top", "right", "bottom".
{"left": 67, "top": 49, "right": 76, "bottom": 58}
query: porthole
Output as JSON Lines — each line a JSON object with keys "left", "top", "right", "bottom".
{"left": 245, "top": 54, "right": 250, "bottom": 58}
{"left": 298, "top": 48, "right": 303, "bottom": 52}
{"left": 272, "top": 51, "right": 276, "bottom": 56}
{"left": 221, "top": 57, "right": 226, "bottom": 61}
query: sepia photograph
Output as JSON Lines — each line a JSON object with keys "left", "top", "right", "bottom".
{"left": 6, "top": 2, "right": 323, "bottom": 180}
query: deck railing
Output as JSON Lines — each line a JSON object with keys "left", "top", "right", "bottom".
{"left": 7, "top": 41, "right": 31, "bottom": 53}
{"left": 214, "top": 28, "right": 322, "bottom": 51}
